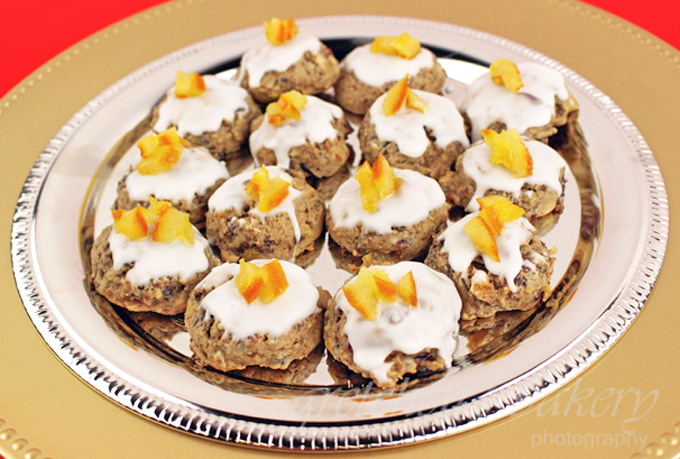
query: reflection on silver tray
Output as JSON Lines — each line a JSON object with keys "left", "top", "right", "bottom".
{"left": 10, "top": 16, "right": 668, "bottom": 451}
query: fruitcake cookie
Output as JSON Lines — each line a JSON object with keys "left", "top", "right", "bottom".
{"left": 239, "top": 18, "right": 340, "bottom": 103}
{"left": 151, "top": 71, "right": 261, "bottom": 161}
{"left": 91, "top": 200, "right": 218, "bottom": 315}
{"left": 425, "top": 197, "right": 555, "bottom": 321}
{"left": 114, "top": 128, "right": 229, "bottom": 227}
{"left": 324, "top": 261, "right": 461, "bottom": 388}
{"left": 186, "top": 259, "right": 328, "bottom": 372}
{"left": 458, "top": 59, "right": 579, "bottom": 142}
{"left": 334, "top": 33, "right": 446, "bottom": 115}
{"left": 206, "top": 166, "right": 325, "bottom": 263}
{"left": 358, "top": 76, "right": 469, "bottom": 180}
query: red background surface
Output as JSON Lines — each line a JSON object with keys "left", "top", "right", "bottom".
{"left": 1, "top": 0, "right": 679, "bottom": 98}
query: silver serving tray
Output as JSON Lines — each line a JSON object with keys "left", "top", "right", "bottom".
{"left": 11, "top": 15, "right": 668, "bottom": 451}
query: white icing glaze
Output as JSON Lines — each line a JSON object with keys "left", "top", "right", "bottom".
{"left": 207, "top": 166, "right": 303, "bottom": 241}
{"left": 108, "top": 226, "right": 211, "bottom": 286}
{"left": 342, "top": 43, "right": 437, "bottom": 87}
{"left": 329, "top": 168, "right": 446, "bottom": 234}
{"left": 125, "top": 146, "right": 230, "bottom": 203}
{"left": 458, "top": 62, "right": 570, "bottom": 141}
{"left": 196, "top": 259, "right": 320, "bottom": 340}
{"left": 461, "top": 139, "right": 567, "bottom": 212}
{"left": 437, "top": 213, "right": 534, "bottom": 292}
{"left": 368, "top": 89, "right": 469, "bottom": 158}
{"left": 153, "top": 75, "right": 252, "bottom": 137}
{"left": 336, "top": 262, "right": 461, "bottom": 385}
{"left": 249, "top": 96, "right": 344, "bottom": 169}
{"left": 240, "top": 34, "right": 322, "bottom": 87}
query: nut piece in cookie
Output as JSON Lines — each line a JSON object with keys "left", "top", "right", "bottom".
{"left": 358, "top": 81, "right": 469, "bottom": 180}
{"left": 250, "top": 92, "right": 351, "bottom": 179}
{"left": 151, "top": 72, "right": 261, "bottom": 161}
{"left": 438, "top": 133, "right": 567, "bottom": 235}
{"left": 91, "top": 201, "right": 218, "bottom": 315}
{"left": 206, "top": 166, "right": 324, "bottom": 264}
{"left": 334, "top": 34, "right": 446, "bottom": 115}
{"left": 425, "top": 198, "right": 556, "bottom": 322}
{"left": 239, "top": 18, "right": 340, "bottom": 103}
{"left": 458, "top": 60, "right": 579, "bottom": 142}
{"left": 324, "top": 262, "right": 461, "bottom": 388}
{"left": 327, "top": 158, "right": 447, "bottom": 268}
{"left": 186, "top": 259, "right": 327, "bottom": 372}
{"left": 114, "top": 128, "right": 230, "bottom": 227}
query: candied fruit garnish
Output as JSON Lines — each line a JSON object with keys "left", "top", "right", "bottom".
{"left": 489, "top": 58, "right": 523, "bottom": 92}
{"left": 479, "top": 206, "right": 504, "bottom": 237}
{"left": 246, "top": 166, "right": 270, "bottom": 201}
{"left": 152, "top": 206, "right": 194, "bottom": 247}
{"left": 264, "top": 18, "right": 299, "bottom": 45}
{"left": 174, "top": 71, "right": 206, "bottom": 98}
{"left": 372, "top": 154, "right": 403, "bottom": 200}
{"left": 257, "top": 176, "right": 290, "bottom": 213}
{"left": 136, "top": 128, "right": 187, "bottom": 175}
{"left": 370, "top": 33, "right": 421, "bottom": 59}
{"left": 382, "top": 75, "right": 428, "bottom": 116}
{"left": 397, "top": 271, "right": 417, "bottom": 308}
{"left": 259, "top": 260, "right": 290, "bottom": 304}
{"left": 235, "top": 260, "right": 266, "bottom": 304}
{"left": 371, "top": 269, "right": 397, "bottom": 303}
{"left": 147, "top": 196, "right": 172, "bottom": 223}
{"left": 482, "top": 128, "right": 533, "bottom": 178}
{"left": 477, "top": 195, "right": 525, "bottom": 222}
{"left": 464, "top": 215, "right": 500, "bottom": 263}
{"left": 112, "top": 207, "right": 149, "bottom": 241}
{"left": 342, "top": 267, "right": 380, "bottom": 320}
{"left": 355, "top": 154, "right": 403, "bottom": 213}
{"left": 266, "top": 90, "right": 308, "bottom": 126}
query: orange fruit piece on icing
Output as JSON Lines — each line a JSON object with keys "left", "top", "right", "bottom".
{"left": 259, "top": 260, "right": 290, "bottom": 304}
{"left": 489, "top": 58, "right": 523, "bottom": 92}
{"left": 266, "top": 90, "right": 307, "bottom": 126}
{"left": 112, "top": 197, "right": 194, "bottom": 246}
{"left": 136, "top": 128, "right": 188, "bottom": 175}
{"left": 396, "top": 271, "right": 417, "bottom": 308}
{"left": 235, "top": 259, "right": 289, "bottom": 304}
{"left": 152, "top": 206, "right": 194, "bottom": 247}
{"left": 464, "top": 215, "right": 500, "bottom": 263}
{"left": 370, "top": 33, "right": 421, "bottom": 59}
{"left": 355, "top": 155, "right": 402, "bottom": 213}
{"left": 174, "top": 71, "right": 206, "bottom": 98}
{"left": 112, "top": 207, "right": 149, "bottom": 241}
{"left": 482, "top": 128, "right": 533, "bottom": 178}
{"left": 382, "top": 75, "right": 428, "bottom": 116}
{"left": 371, "top": 269, "right": 397, "bottom": 303}
{"left": 244, "top": 166, "right": 291, "bottom": 213}
{"left": 264, "top": 18, "right": 299, "bottom": 45}
{"left": 343, "top": 268, "right": 419, "bottom": 320}
{"left": 477, "top": 195, "right": 525, "bottom": 223}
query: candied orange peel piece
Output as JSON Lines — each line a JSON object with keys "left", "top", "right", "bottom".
{"left": 464, "top": 215, "right": 500, "bottom": 263}
{"left": 235, "top": 259, "right": 289, "bottom": 304}
{"left": 264, "top": 18, "right": 299, "bottom": 45}
{"left": 382, "top": 75, "right": 428, "bottom": 116}
{"left": 355, "top": 155, "right": 403, "bottom": 213}
{"left": 266, "top": 90, "right": 308, "bottom": 126}
{"left": 465, "top": 197, "right": 525, "bottom": 262}
{"left": 112, "top": 197, "right": 194, "bottom": 246}
{"left": 136, "top": 127, "right": 189, "bottom": 175}
{"left": 174, "top": 71, "right": 206, "bottom": 98}
{"left": 245, "top": 166, "right": 291, "bottom": 213}
{"left": 489, "top": 58, "right": 523, "bottom": 92}
{"left": 370, "top": 33, "right": 421, "bottom": 59}
{"left": 477, "top": 195, "right": 525, "bottom": 223}
{"left": 396, "top": 271, "right": 417, "bottom": 308}
{"left": 482, "top": 128, "right": 533, "bottom": 178}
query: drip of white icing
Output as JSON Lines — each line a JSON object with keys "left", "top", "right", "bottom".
{"left": 458, "top": 62, "right": 570, "bottom": 141}
{"left": 208, "top": 166, "right": 303, "bottom": 241}
{"left": 109, "top": 226, "right": 211, "bottom": 286}
{"left": 461, "top": 139, "right": 567, "bottom": 212}
{"left": 153, "top": 75, "right": 251, "bottom": 137}
{"left": 342, "top": 44, "right": 437, "bottom": 87}
{"left": 249, "top": 96, "right": 344, "bottom": 169}
{"left": 240, "top": 34, "right": 322, "bottom": 87}
{"left": 329, "top": 168, "right": 446, "bottom": 234}
{"left": 437, "top": 213, "right": 534, "bottom": 292}
{"left": 336, "top": 262, "right": 461, "bottom": 385}
{"left": 125, "top": 146, "right": 230, "bottom": 203}
{"left": 368, "top": 89, "right": 469, "bottom": 158}
{"left": 196, "top": 259, "right": 320, "bottom": 340}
